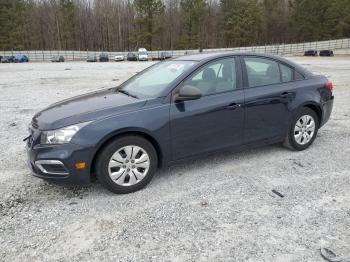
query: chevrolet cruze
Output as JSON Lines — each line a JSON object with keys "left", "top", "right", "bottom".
{"left": 25, "top": 53, "right": 334, "bottom": 194}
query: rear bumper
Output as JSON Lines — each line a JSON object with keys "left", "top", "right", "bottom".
{"left": 320, "top": 95, "right": 334, "bottom": 127}
{"left": 26, "top": 142, "right": 92, "bottom": 184}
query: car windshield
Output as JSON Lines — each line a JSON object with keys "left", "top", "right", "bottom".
{"left": 139, "top": 52, "right": 147, "bottom": 55}
{"left": 119, "top": 60, "right": 197, "bottom": 99}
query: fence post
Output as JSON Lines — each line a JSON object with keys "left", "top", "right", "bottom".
{"left": 302, "top": 42, "right": 305, "bottom": 53}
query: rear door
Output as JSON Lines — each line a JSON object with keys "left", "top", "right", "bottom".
{"left": 241, "top": 56, "right": 298, "bottom": 144}
{"left": 170, "top": 57, "right": 245, "bottom": 160}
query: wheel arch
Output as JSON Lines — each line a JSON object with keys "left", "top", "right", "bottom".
{"left": 90, "top": 128, "right": 164, "bottom": 177}
{"left": 301, "top": 102, "right": 322, "bottom": 125}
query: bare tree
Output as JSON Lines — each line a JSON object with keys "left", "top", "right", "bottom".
{"left": 1, "top": 0, "right": 349, "bottom": 51}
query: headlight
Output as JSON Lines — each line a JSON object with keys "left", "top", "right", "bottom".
{"left": 41, "top": 122, "right": 90, "bottom": 144}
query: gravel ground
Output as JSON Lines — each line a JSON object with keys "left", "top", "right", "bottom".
{"left": 0, "top": 57, "right": 349, "bottom": 262}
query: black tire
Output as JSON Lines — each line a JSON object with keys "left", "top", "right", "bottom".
{"left": 96, "top": 135, "right": 158, "bottom": 194}
{"left": 284, "top": 107, "right": 319, "bottom": 151}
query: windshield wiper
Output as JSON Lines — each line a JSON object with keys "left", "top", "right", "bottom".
{"left": 118, "top": 89, "right": 138, "bottom": 99}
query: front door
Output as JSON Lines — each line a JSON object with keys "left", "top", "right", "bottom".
{"left": 170, "top": 57, "right": 245, "bottom": 160}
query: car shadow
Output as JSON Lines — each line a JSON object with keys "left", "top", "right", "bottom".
{"left": 31, "top": 143, "right": 285, "bottom": 199}
{"left": 155, "top": 144, "right": 283, "bottom": 179}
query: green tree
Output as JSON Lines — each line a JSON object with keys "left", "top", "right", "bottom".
{"left": 262, "top": 0, "right": 289, "bottom": 43}
{"left": 0, "top": 0, "right": 29, "bottom": 50}
{"left": 289, "top": 0, "right": 333, "bottom": 41}
{"left": 179, "top": 0, "right": 207, "bottom": 49}
{"left": 220, "top": 0, "right": 262, "bottom": 47}
{"left": 57, "top": 0, "right": 76, "bottom": 50}
{"left": 326, "top": 0, "right": 350, "bottom": 38}
{"left": 134, "top": 0, "right": 164, "bottom": 50}
{"left": 0, "top": 0, "right": 14, "bottom": 50}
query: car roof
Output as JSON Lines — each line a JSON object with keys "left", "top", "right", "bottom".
{"left": 175, "top": 52, "right": 281, "bottom": 61}
{"left": 174, "top": 52, "right": 312, "bottom": 76}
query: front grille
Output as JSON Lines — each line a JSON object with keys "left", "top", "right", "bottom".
{"left": 26, "top": 127, "right": 34, "bottom": 147}
{"left": 31, "top": 120, "right": 39, "bottom": 129}
{"left": 27, "top": 122, "right": 41, "bottom": 148}
{"left": 27, "top": 135, "right": 33, "bottom": 148}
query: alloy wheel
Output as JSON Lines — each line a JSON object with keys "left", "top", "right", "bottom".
{"left": 294, "top": 115, "right": 316, "bottom": 145}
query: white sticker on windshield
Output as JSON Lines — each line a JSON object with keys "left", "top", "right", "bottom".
{"left": 166, "top": 64, "right": 184, "bottom": 72}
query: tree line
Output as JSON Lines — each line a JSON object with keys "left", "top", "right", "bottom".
{"left": 0, "top": 0, "right": 349, "bottom": 51}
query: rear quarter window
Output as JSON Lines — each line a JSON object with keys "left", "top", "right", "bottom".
{"left": 295, "top": 71, "right": 305, "bottom": 81}
{"left": 280, "top": 64, "right": 294, "bottom": 82}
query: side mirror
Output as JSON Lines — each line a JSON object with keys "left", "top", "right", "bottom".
{"left": 175, "top": 85, "right": 202, "bottom": 102}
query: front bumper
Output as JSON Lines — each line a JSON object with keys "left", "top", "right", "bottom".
{"left": 26, "top": 142, "right": 93, "bottom": 184}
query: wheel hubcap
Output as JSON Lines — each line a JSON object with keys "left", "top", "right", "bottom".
{"left": 294, "top": 115, "right": 315, "bottom": 145}
{"left": 108, "top": 145, "right": 150, "bottom": 186}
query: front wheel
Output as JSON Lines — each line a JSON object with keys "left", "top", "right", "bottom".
{"left": 96, "top": 135, "right": 158, "bottom": 194}
{"left": 284, "top": 108, "right": 319, "bottom": 151}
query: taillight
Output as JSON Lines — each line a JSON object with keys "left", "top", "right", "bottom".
{"left": 325, "top": 81, "right": 333, "bottom": 92}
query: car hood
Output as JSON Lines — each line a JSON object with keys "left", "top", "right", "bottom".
{"left": 32, "top": 88, "right": 147, "bottom": 130}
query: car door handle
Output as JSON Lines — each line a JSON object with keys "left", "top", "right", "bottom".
{"left": 226, "top": 103, "right": 242, "bottom": 110}
{"left": 280, "top": 92, "right": 294, "bottom": 98}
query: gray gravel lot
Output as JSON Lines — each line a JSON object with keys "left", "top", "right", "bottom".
{"left": 0, "top": 57, "right": 349, "bottom": 262}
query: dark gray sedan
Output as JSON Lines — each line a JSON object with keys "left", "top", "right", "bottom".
{"left": 26, "top": 52, "right": 334, "bottom": 194}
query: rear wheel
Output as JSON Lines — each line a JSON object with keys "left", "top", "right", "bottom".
{"left": 284, "top": 108, "right": 319, "bottom": 151}
{"left": 96, "top": 135, "right": 157, "bottom": 194}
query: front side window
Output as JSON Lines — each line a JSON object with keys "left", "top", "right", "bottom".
{"left": 244, "top": 57, "right": 281, "bottom": 87}
{"left": 183, "top": 58, "right": 237, "bottom": 96}
{"left": 121, "top": 61, "right": 197, "bottom": 98}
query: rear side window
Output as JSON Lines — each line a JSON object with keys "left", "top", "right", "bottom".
{"left": 244, "top": 57, "right": 280, "bottom": 87}
{"left": 244, "top": 57, "right": 305, "bottom": 87}
{"left": 280, "top": 63, "right": 294, "bottom": 82}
